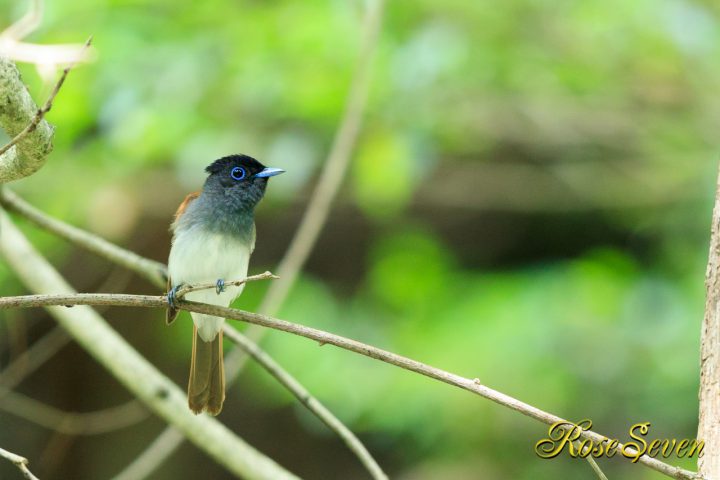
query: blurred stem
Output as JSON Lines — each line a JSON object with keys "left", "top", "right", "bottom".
{"left": 572, "top": 441, "right": 609, "bottom": 480}
{"left": 1, "top": 0, "right": 43, "bottom": 41}
{"left": 0, "top": 388, "right": 149, "bottom": 435}
{"left": 0, "top": 326, "right": 70, "bottom": 392}
{"left": 0, "top": 291, "right": 704, "bottom": 480}
{"left": 698, "top": 163, "right": 720, "bottom": 479}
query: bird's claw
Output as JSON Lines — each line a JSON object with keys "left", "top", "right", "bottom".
{"left": 215, "top": 279, "right": 225, "bottom": 295}
{"left": 168, "top": 285, "right": 182, "bottom": 309}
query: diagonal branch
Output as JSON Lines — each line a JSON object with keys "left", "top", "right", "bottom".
{"left": 0, "top": 326, "right": 69, "bottom": 391}
{"left": 0, "top": 446, "right": 39, "bottom": 480}
{"left": 0, "top": 291, "right": 703, "bottom": 480}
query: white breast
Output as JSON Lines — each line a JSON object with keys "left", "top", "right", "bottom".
{"left": 168, "top": 226, "right": 251, "bottom": 341}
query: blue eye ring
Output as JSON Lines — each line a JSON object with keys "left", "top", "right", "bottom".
{"left": 230, "top": 166, "right": 246, "bottom": 180}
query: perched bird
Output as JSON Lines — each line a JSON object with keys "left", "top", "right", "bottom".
{"left": 166, "top": 154, "right": 284, "bottom": 415}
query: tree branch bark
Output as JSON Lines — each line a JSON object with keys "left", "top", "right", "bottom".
{"left": 698, "top": 163, "right": 720, "bottom": 479}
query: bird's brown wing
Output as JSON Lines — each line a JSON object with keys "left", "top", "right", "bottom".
{"left": 166, "top": 192, "right": 201, "bottom": 325}
{"left": 174, "top": 191, "right": 201, "bottom": 222}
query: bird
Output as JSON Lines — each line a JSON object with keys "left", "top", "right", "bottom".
{"left": 166, "top": 154, "right": 284, "bottom": 415}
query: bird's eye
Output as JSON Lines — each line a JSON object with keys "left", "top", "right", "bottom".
{"left": 230, "top": 167, "right": 246, "bottom": 180}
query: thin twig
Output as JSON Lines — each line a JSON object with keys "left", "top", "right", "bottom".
{"left": 223, "top": 328, "right": 388, "bottom": 480}
{"left": 0, "top": 388, "right": 148, "bottom": 435}
{"left": 0, "top": 292, "right": 702, "bottom": 480}
{"left": 110, "top": 428, "right": 189, "bottom": 480}
{"left": 0, "top": 446, "right": 39, "bottom": 480}
{"left": 174, "top": 271, "right": 278, "bottom": 298}
{"left": 573, "top": 441, "right": 610, "bottom": 480}
{"left": 0, "top": 36, "right": 92, "bottom": 159}
{"left": 0, "top": 326, "right": 69, "bottom": 391}
{"left": 586, "top": 457, "right": 610, "bottom": 480}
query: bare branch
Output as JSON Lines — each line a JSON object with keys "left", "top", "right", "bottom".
{"left": 0, "top": 446, "right": 39, "bottom": 480}
{"left": 0, "top": 291, "right": 702, "bottom": 480}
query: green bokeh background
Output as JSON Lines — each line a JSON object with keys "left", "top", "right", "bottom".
{"left": 0, "top": 0, "right": 718, "bottom": 478}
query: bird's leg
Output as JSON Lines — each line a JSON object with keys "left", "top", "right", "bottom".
{"left": 168, "top": 284, "right": 183, "bottom": 309}
{"left": 215, "top": 279, "right": 225, "bottom": 295}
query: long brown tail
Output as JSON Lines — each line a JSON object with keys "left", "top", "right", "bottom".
{"left": 188, "top": 326, "right": 225, "bottom": 415}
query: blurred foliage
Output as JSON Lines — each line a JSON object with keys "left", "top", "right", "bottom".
{"left": 0, "top": 0, "right": 719, "bottom": 479}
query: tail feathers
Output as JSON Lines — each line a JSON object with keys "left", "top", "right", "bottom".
{"left": 188, "top": 326, "right": 225, "bottom": 415}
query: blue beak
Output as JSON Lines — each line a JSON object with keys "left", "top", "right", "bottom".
{"left": 255, "top": 167, "right": 285, "bottom": 178}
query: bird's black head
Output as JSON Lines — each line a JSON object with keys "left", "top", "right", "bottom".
{"left": 202, "top": 154, "right": 284, "bottom": 212}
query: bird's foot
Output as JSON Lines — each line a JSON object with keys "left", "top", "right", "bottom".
{"left": 215, "top": 279, "right": 225, "bottom": 295}
{"left": 168, "top": 284, "right": 183, "bottom": 309}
